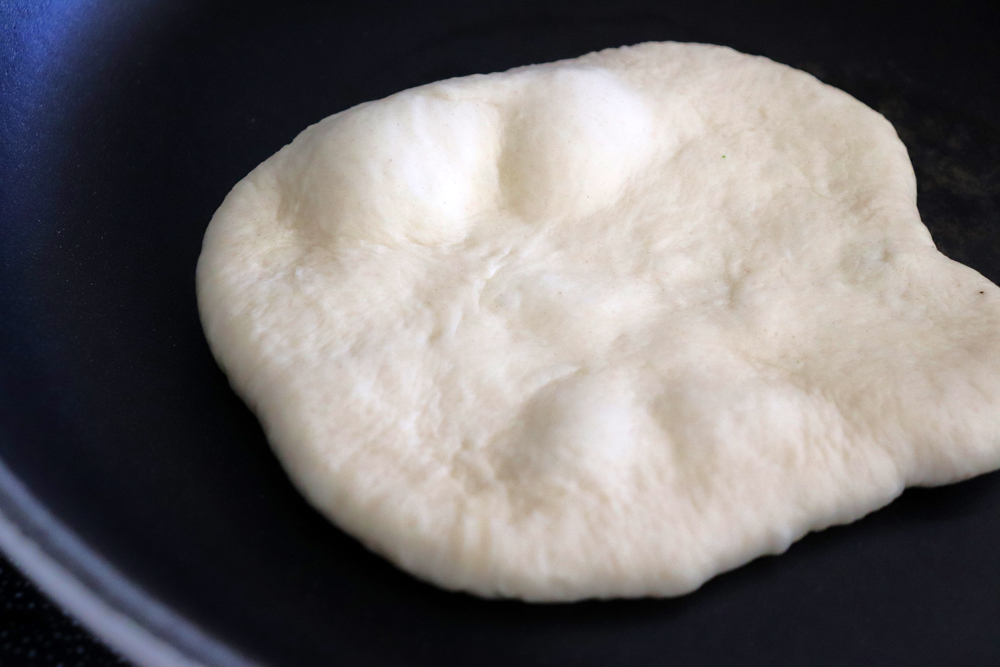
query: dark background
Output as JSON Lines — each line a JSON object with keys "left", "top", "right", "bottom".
{"left": 0, "top": 553, "right": 127, "bottom": 666}
{"left": 2, "top": 1, "right": 999, "bottom": 666}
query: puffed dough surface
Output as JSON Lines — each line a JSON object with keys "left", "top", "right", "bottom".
{"left": 198, "top": 42, "right": 1000, "bottom": 601}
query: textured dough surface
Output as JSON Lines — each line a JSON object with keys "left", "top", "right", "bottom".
{"left": 197, "top": 42, "right": 1000, "bottom": 601}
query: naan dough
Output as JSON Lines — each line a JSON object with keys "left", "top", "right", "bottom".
{"left": 197, "top": 42, "right": 1000, "bottom": 601}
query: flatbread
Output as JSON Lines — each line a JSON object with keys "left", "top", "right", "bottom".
{"left": 197, "top": 42, "right": 1000, "bottom": 601}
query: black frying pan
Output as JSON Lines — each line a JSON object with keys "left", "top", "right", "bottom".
{"left": 2, "top": 1, "right": 999, "bottom": 665}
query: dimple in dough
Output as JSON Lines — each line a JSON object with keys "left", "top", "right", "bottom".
{"left": 197, "top": 42, "right": 1000, "bottom": 601}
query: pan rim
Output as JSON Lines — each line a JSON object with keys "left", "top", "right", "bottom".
{"left": 0, "top": 457, "right": 259, "bottom": 667}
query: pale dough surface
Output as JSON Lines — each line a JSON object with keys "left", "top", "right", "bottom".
{"left": 197, "top": 42, "right": 1000, "bottom": 601}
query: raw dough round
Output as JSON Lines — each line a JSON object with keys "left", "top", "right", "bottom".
{"left": 197, "top": 42, "right": 1000, "bottom": 601}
